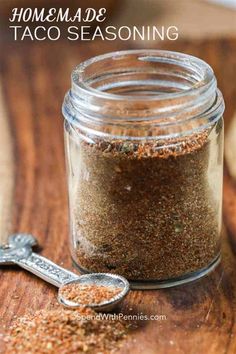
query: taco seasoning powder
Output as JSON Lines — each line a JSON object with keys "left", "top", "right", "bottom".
{"left": 59, "top": 283, "right": 122, "bottom": 305}
{"left": 5, "top": 307, "right": 128, "bottom": 353}
{"left": 62, "top": 50, "right": 224, "bottom": 288}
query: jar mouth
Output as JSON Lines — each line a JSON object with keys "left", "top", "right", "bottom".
{"left": 63, "top": 50, "right": 224, "bottom": 139}
{"left": 72, "top": 49, "right": 215, "bottom": 102}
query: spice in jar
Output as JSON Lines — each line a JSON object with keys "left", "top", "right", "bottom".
{"left": 71, "top": 127, "right": 222, "bottom": 281}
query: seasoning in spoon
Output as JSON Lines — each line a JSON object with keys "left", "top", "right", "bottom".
{"left": 59, "top": 283, "right": 123, "bottom": 306}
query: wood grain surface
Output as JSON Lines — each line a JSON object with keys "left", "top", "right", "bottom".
{"left": 0, "top": 38, "right": 236, "bottom": 354}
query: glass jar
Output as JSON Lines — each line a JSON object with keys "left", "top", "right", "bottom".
{"left": 62, "top": 50, "right": 224, "bottom": 289}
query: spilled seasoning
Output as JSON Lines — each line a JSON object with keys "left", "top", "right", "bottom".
{"left": 5, "top": 307, "right": 128, "bottom": 354}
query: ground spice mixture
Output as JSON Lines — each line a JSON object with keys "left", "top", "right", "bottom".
{"left": 60, "top": 283, "right": 122, "bottom": 305}
{"left": 5, "top": 307, "right": 128, "bottom": 354}
{"left": 68, "top": 120, "right": 222, "bottom": 282}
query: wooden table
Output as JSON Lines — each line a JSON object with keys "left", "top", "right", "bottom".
{"left": 0, "top": 38, "right": 236, "bottom": 354}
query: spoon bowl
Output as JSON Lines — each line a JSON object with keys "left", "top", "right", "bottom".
{"left": 58, "top": 273, "right": 130, "bottom": 312}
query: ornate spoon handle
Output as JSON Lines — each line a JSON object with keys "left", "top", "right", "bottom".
{"left": 16, "top": 252, "right": 79, "bottom": 287}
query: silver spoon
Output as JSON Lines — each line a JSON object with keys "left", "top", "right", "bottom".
{"left": 0, "top": 233, "right": 130, "bottom": 312}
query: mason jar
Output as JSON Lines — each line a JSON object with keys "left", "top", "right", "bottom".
{"left": 62, "top": 50, "right": 224, "bottom": 289}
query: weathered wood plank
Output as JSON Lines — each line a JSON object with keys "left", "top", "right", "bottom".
{"left": 0, "top": 84, "right": 14, "bottom": 244}
{"left": 0, "top": 39, "right": 236, "bottom": 354}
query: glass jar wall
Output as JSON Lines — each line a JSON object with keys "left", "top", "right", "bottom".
{"left": 62, "top": 50, "right": 224, "bottom": 289}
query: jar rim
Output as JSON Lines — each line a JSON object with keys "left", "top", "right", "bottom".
{"left": 63, "top": 49, "right": 224, "bottom": 139}
{"left": 72, "top": 49, "right": 215, "bottom": 102}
